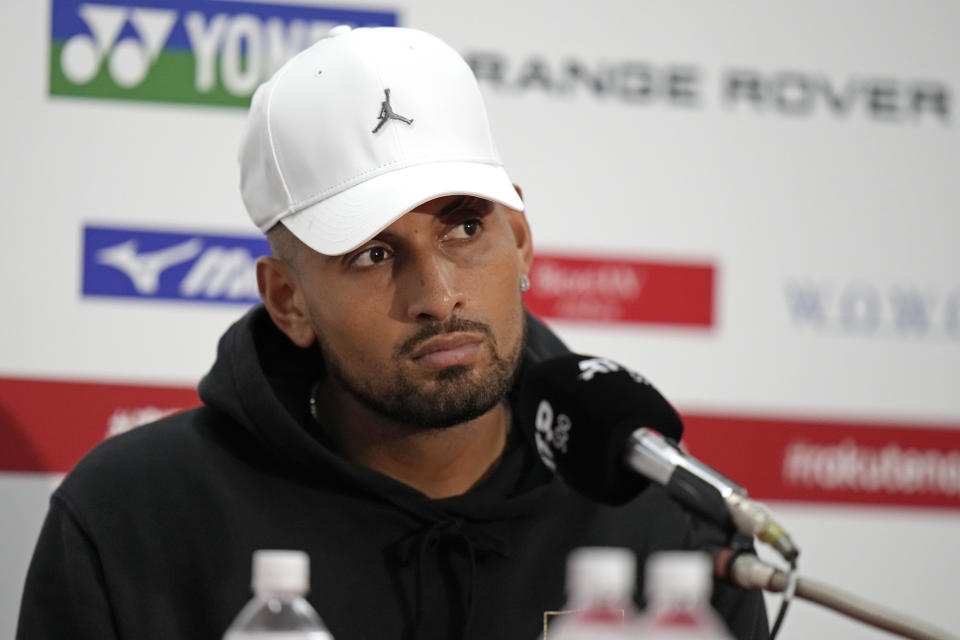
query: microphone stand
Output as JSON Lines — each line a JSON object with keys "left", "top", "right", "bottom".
{"left": 718, "top": 551, "right": 958, "bottom": 640}
{"left": 631, "top": 430, "right": 956, "bottom": 639}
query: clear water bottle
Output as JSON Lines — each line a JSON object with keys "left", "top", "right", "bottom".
{"left": 544, "top": 547, "right": 639, "bottom": 640}
{"left": 632, "top": 551, "right": 732, "bottom": 639}
{"left": 223, "top": 550, "right": 334, "bottom": 640}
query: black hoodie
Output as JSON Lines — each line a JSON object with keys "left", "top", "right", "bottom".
{"left": 18, "top": 306, "right": 768, "bottom": 640}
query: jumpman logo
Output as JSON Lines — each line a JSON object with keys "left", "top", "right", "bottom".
{"left": 372, "top": 88, "right": 414, "bottom": 133}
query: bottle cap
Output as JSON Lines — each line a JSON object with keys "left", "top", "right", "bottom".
{"left": 566, "top": 547, "right": 636, "bottom": 603}
{"left": 644, "top": 551, "right": 712, "bottom": 602}
{"left": 251, "top": 549, "right": 310, "bottom": 596}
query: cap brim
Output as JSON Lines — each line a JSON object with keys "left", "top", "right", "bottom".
{"left": 280, "top": 161, "right": 524, "bottom": 256}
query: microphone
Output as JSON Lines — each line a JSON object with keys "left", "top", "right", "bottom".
{"left": 520, "top": 353, "right": 799, "bottom": 562}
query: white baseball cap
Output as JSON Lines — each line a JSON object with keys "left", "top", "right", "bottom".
{"left": 239, "top": 26, "right": 524, "bottom": 256}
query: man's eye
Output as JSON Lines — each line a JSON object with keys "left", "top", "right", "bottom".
{"left": 351, "top": 246, "right": 391, "bottom": 267}
{"left": 448, "top": 219, "right": 481, "bottom": 239}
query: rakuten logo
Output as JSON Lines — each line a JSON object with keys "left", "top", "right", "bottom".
{"left": 681, "top": 412, "right": 960, "bottom": 508}
{"left": 783, "top": 438, "right": 960, "bottom": 498}
{"left": 82, "top": 225, "right": 267, "bottom": 304}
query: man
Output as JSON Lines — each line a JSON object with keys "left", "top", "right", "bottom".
{"left": 18, "top": 27, "right": 768, "bottom": 639}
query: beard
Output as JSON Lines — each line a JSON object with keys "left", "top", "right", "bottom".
{"left": 314, "top": 315, "right": 525, "bottom": 430}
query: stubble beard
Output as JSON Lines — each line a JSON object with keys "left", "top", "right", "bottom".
{"left": 314, "top": 315, "right": 525, "bottom": 430}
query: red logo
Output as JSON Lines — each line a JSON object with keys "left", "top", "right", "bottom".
{"left": 683, "top": 413, "right": 960, "bottom": 509}
{"left": 524, "top": 253, "right": 714, "bottom": 327}
{"left": 0, "top": 377, "right": 199, "bottom": 473}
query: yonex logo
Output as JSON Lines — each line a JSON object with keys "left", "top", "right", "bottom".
{"left": 83, "top": 225, "right": 269, "bottom": 304}
{"left": 50, "top": 0, "right": 398, "bottom": 106}
{"left": 60, "top": 5, "right": 176, "bottom": 88}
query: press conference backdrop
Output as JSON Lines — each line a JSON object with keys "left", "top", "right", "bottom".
{"left": 2, "top": 1, "right": 958, "bottom": 637}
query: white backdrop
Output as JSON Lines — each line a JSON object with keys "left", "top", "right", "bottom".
{"left": 2, "top": 1, "right": 959, "bottom": 638}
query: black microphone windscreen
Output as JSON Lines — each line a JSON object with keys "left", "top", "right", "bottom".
{"left": 519, "top": 353, "right": 684, "bottom": 504}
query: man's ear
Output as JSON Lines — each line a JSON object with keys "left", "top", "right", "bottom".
{"left": 507, "top": 184, "right": 534, "bottom": 272}
{"left": 256, "top": 256, "right": 316, "bottom": 348}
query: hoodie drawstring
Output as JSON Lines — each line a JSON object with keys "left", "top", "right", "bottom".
{"left": 391, "top": 518, "right": 510, "bottom": 639}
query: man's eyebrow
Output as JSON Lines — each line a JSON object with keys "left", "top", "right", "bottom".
{"left": 365, "top": 229, "right": 400, "bottom": 245}
{"left": 347, "top": 197, "right": 496, "bottom": 250}
{"left": 438, "top": 196, "right": 495, "bottom": 217}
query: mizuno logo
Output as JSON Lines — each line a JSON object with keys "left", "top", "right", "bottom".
{"left": 96, "top": 238, "right": 203, "bottom": 294}
{"left": 372, "top": 88, "right": 414, "bottom": 133}
{"left": 83, "top": 226, "right": 268, "bottom": 304}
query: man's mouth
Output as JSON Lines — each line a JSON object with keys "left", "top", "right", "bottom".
{"left": 409, "top": 333, "right": 484, "bottom": 369}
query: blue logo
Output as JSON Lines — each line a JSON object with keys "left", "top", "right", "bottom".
{"left": 784, "top": 279, "right": 960, "bottom": 341}
{"left": 50, "top": 0, "right": 398, "bottom": 106}
{"left": 83, "top": 225, "right": 269, "bottom": 304}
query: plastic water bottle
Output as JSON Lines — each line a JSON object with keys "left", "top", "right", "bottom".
{"left": 544, "top": 547, "right": 639, "bottom": 640}
{"left": 632, "top": 551, "right": 732, "bottom": 639}
{"left": 223, "top": 550, "right": 334, "bottom": 640}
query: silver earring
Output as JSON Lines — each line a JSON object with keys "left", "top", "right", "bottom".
{"left": 519, "top": 273, "right": 530, "bottom": 293}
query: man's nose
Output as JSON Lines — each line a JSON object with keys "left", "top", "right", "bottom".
{"left": 401, "top": 252, "right": 464, "bottom": 322}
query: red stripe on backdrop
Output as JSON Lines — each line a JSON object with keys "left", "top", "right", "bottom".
{"left": 524, "top": 253, "right": 714, "bottom": 327}
{"left": 2, "top": 377, "right": 959, "bottom": 509}
{"left": 0, "top": 377, "right": 199, "bottom": 473}
{"left": 682, "top": 413, "right": 960, "bottom": 509}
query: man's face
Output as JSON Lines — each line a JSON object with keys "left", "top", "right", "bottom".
{"left": 291, "top": 195, "right": 532, "bottom": 429}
